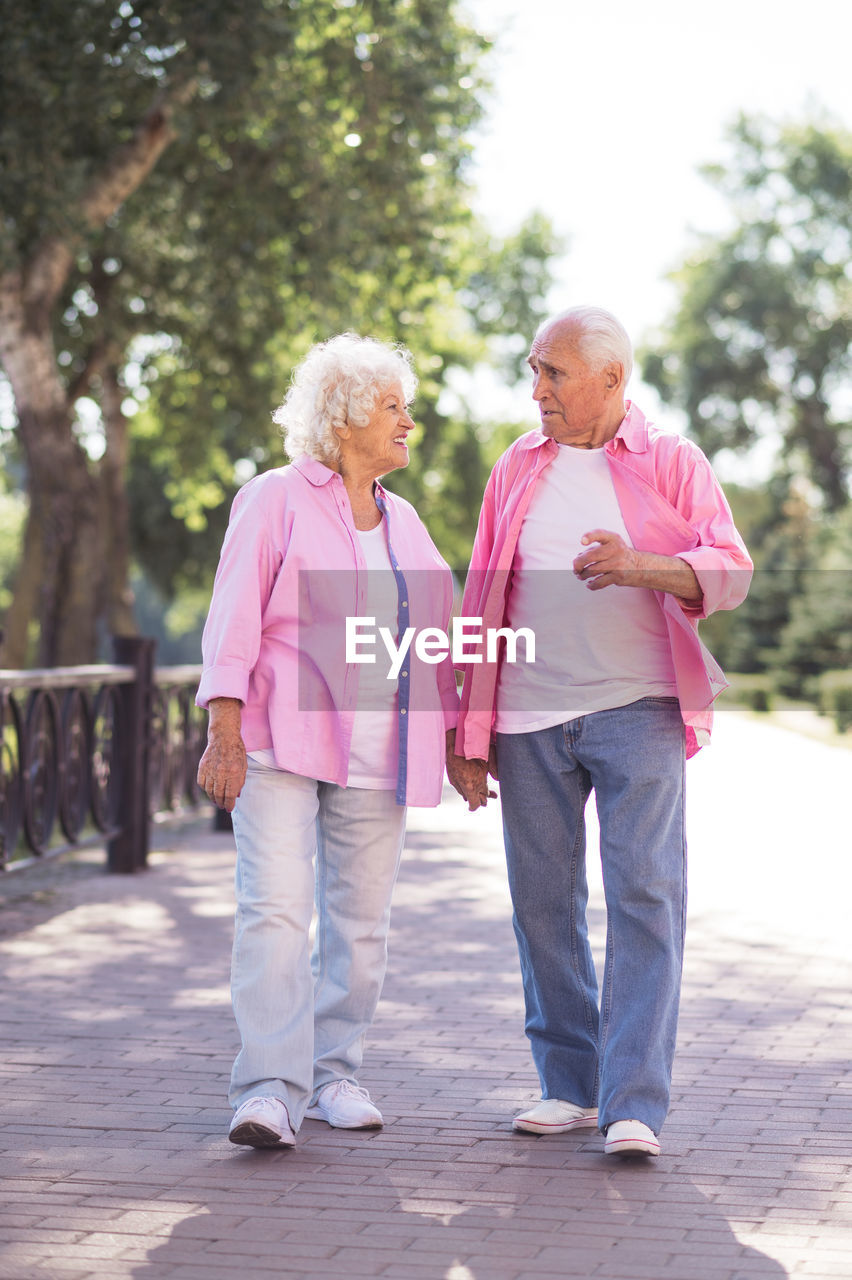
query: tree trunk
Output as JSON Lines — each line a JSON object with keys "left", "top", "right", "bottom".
{"left": 0, "top": 84, "right": 194, "bottom": 667}
{"left": 0, "top": 291, "right": 104, "bottom": 666}
{"left": 99, "top": 365, "right": 138, "bottom": 637}
{"left": 11, "top": 420, "right": 104, "bottom": 667}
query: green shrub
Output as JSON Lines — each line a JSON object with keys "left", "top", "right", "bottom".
{"left": 718, "top": 673, "right": 774, "bottom": 711}
{"left": 749, "top": 687, "right": 773, "bottom": 713}
{"left": 817, "top": 671, "right": 852, "bottom": 734}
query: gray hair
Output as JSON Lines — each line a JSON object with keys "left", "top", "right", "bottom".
{"left": 273, "top": 333, "right": 418, "bottom": 463}
{"left": 538, "top": 306, "right": 634, "bottom": 385}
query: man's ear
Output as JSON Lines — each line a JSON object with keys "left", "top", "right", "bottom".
{"left": 604, "top": 362, "right": 623, "bottom": 391}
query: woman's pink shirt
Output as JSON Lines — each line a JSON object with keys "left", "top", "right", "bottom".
{"left": 197, "top": 455, "right": 458, "bottom": 807}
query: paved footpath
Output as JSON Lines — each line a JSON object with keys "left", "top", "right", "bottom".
{"left": 1, "top": 711, "right": 850, "bottom": 1280}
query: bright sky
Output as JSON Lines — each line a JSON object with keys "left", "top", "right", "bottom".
{"left": 459, "top": 0, "right": 852, "bottom": 427}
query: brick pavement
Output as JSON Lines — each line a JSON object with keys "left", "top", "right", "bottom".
{"left": 0, "top": 711, "right": 850, "bottom": 1280}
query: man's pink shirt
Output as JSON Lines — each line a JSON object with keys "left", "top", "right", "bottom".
{"left": 456, "top": 402, "right": 753, "bottom": 761}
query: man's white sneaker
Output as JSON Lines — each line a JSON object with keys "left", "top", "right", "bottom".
{"left": 513, "top": 1099, "right": 599, "bottom": 1133}
{"left": 305, "top": 1080, "right": 383, "bottom": 1129}
{"left": 228, "top": 1096, "right": 295, "bottom": 1148}
{"left": 604, "top": 1119, "right": 661, "bottom": 1157}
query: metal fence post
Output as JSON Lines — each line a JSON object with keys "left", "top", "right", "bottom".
{"left": 108, "top": 636, "right": 156, "bottom": 873}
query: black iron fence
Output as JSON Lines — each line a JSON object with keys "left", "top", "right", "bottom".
{"left": 0, "top": 637, "right": 208, "bottom": 874}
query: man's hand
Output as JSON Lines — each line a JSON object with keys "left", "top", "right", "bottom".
{"left": 573, "top": 529, "right": 638, "bottom": 589}
{"left": 573, "top": 529, "right": 702, "bottom": 603}
{"left": 197, "top": 697, "right": 247, "bottom": 812}
{"left": 446, "top": 729, "right": 497, "bottom": 812}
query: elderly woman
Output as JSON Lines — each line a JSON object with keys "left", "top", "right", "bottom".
{"left": 196, "top": 334, "right": 458, "bottom": 1148}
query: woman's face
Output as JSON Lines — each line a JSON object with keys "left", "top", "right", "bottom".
{"left": 338, "top": 381, "right": 416, "bottom": 478}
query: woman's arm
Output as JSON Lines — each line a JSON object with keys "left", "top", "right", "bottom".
{"left": 197, "top": 696, "right": 247, "bottom": 812}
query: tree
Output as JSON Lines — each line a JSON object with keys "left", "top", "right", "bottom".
{"left": 1, "top": 0, "right": 554, "bottom": 665}
{"left": 643, "top": 113, "right": 852, "bottom": 512}
{"left": 698, "top": 481, "right": 814, "bottom": 675}
{"left": 770, "top": 502, "right": 852, "bottom": 695}
{"left": 124, "top": 210, "right": 557, "bottom": 600}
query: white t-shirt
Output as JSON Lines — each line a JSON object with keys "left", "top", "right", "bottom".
{"left": 249, "top": 521, "right": 399, "bottom": 788}
{"left": 345, "top": 522, "right": 399, "bottom": 788}
{"left": 496, "top": 444, "right": 678, "bottom": 733}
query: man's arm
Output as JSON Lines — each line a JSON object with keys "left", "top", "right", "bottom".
{"left": 573, "top": 529, "right": 703, "bottom": 604}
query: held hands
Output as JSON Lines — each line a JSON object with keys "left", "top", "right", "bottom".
{"left": 446, "top": 730, "right": 498, "bottom": 812}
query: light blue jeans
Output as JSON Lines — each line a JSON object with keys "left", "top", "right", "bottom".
{"left": 497, "top": 697, "right": 687, "bottom": 1134}
{"left": 229, "top": 759, "right": 406, "bottom": 1127}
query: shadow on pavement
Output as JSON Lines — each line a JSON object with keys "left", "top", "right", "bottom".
{"left": 131, "top": 1144, "right": 791, "bottom": 1279}
{"left": 0, "top": 802, "right": 845, "bottom": 1279}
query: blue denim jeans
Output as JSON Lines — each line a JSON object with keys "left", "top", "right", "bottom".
{"left": 229, "top": 759, "right": 406, "bottom": 1126}
{"left": 497, "top": 697, "right": 687, "bottom": 1134}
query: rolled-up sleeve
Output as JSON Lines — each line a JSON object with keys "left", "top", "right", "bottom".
{"left": 666, "top": 445, "right": 753, "bottom": 620}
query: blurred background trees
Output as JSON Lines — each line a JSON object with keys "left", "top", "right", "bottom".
{"left": 643, "top": 112, "right": 852, "bottom": 726}
{"left": 0, "top": 0, "right": 556, "bottom": 665}
{"left": 1, "top": 2, "right": 850, "bottom": 734}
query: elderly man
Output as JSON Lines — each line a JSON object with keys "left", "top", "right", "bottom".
{"left": 447, "top": 306, "right": 752, "bottom": 1157}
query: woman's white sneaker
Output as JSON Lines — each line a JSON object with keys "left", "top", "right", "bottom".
{"left": 513, "top": 1099, "right": 599, "bottom": 1133}
{"left": 228, "top": 1096, "right": 295, "bottom": 1148}
{"left": 604, "top": 1119, "right": 660, "bottom": 1156}
{"left": 306, "top": 1080, "right": 383, "bottom": 1128}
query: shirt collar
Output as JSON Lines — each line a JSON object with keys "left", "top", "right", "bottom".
{"left": 517, "top": 400, "right": 649, "bottom": 455}
{"left": 291, "top": 454, "right": 338, "bottom": 486}
{"left": 607, "top": 400, "right": 649, "bottom": 454}
{"left": 291, "top": 453, "right": 390, "bottom": 502}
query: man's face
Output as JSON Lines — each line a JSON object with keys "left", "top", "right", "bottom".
{"left": 527, "top": 322, "right": 622, "bottom": 448}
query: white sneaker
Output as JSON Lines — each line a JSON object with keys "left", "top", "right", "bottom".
{"left": 305, "top": 1080, "right": 383, "bottom": 1129}
{"left": 228, "top": 1096, "right": 295, "bottom": 1148}
{"left": 604, "top": 1119, "right": 661, "bottom": 1157}
{"left": 513, "top": 1098, "right": 599, "bottom": 1133}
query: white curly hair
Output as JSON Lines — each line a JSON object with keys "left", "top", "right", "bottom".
{"left": 273, "top": 333, "right": 418, "bottom": 463}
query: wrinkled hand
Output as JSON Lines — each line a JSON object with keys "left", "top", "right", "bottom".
{"left": 445, "top": 730, "right": 498, "bottom": 812}
{"left": 573, "top": 528, "right": 703, "bottom": 603}
{"left": 197, "top": 735, "right": 247, "bottom": 812}
{"left": 572, "top": 528, "right": 639, "bottom": 590}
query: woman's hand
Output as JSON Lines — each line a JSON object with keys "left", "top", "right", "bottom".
{"left": 197, "top": 697, "right": 248, "bottom": 812}
{"left": 445, "top": 729, "right": 497, "bottom": 812}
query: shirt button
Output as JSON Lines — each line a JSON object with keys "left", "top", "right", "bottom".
{"left": 401, "top": 671, "right": 408, "bottom": 678}
{"left": 401, "top": 600, "right": 408, "bottom": 608}
{"left": 400, "top": 708, "right": 407, "bottom": 715}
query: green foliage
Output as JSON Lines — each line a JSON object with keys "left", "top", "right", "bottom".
{"left": 0, "top": 0, "right": 558, "bottom": 638}
{"left": 717, "top": 673, "right": 775, "bottom": 712}
{"left": 127, "top": 207, "right": 558, "bottom": 594}
{"left": 768, "top": 504, "right": 852, "bottom": 694}
{"left": 130, "top": 571, "right": 208, "bottom": 664}
{"left": 643, "top": 112, "right": 852, "bottom": 510}
{"left": 709, "top": 495, "right": 851, "bottom": 697}
{"left": 699, "top": 485, "right": 813, "bottom": 674}
{"left": 817, "top": 672, "right": 852, "bottom": 734}
{"left": 0, "top": 492, "right": 27, "bottom": 614}
{"left": 643, "top": 109, "right": 852, "bottom": 725}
